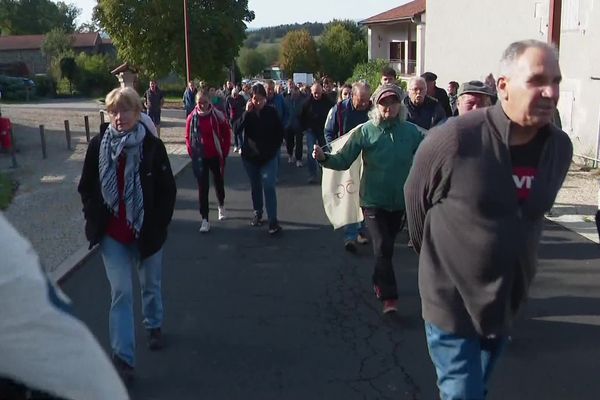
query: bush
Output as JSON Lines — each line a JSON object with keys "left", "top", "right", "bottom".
{"left": 33, "top": 74, "right": 56, "bottom": 97}
{"left": 157, "top": 81, "right": 185, "bottom": 98}
{"left": 73, "top": 53, "right": 118, "bottom": 97}
{"left": 0, "top": 172, "right": 16, "bottom": 210}
{"left": 347, "top": 59, "right": 407, "bottom": 91}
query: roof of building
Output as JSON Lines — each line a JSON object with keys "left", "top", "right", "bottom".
{"left": 0, "top": 32, "right": 101, "bottom": 51}
{"left": 361, "top": 0, "right": 425, "bottom": 25}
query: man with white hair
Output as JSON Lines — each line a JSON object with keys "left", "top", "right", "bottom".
{"left": 404, "top": 77, "right": 446, "bottom": 130}
{"left": 324, "top": 81, "right": 372, "bottom": 252}
{"left": 405, "top": 40, "right": 573, "bottom": 399}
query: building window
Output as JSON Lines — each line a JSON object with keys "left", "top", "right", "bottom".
{"left": 389, "top": 42, "right": 404, "bottom": 61}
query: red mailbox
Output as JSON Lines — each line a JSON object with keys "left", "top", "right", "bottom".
{"left": 0, "top": 117, "right": 12, "bottom": 150}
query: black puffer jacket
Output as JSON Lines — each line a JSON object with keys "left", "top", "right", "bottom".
{"left": 78, "top": 127, "right": 177, "bottom": 259}
{"left": 239, "top": 106, "right": 284, "bottom": 166}
{"left": 404, "top": 95, "right": 446, "bottom": 130}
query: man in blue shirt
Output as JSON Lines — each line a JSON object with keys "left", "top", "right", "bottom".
{"left": 324, "top": 81, "right": 372, "bottom": 252}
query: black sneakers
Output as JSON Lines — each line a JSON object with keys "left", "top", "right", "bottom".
{"left": 268, "top": 222, "right": 282, "bottom": 235}
{"left": 147, "top": 327, "right": 164, "bottom": 351}
{"left": 112, "top": 354, "right": 134, "bottom": 383}
{"left": 344, "top": 240, "right": 357, "bottom": 253}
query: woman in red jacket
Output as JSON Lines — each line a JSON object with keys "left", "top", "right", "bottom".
{"left": 185, "top": 90, "right": 231, "bottom": 233}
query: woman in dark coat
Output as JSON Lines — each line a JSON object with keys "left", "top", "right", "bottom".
{"left": 78, "top": 87, "right": 176, "bottom": 380}
{"left": 238, "top": 83, "right": 284, "bottom": 235}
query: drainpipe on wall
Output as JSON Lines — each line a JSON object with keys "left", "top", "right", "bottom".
{"left": 548, "top": 0, "right": 562, "bottom": 49}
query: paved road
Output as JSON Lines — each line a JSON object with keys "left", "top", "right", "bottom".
{"left": 62, "top": 153, "right": 600, "bottom": 400}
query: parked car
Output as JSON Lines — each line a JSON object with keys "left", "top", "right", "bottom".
{"left": 0, "top": 75, "right": 36, "bottom": 100}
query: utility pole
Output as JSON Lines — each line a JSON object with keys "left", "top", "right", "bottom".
{"left": 183, "top": 0, "right": 192, "bottom": 82}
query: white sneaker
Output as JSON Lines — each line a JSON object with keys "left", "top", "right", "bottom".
{"left": 218, "top": 206, "right": 226, "bottom": 221}
{"left": 233, "top": 146, "right": 238, "bottom": 153}
{"left": 288, "top": 155, "right": 295, "bottom": 164}
{"left": 296, "top": 160, "right": 303, "bottom": 167}
{"left": 199, "top": 219, "right": 210, "bottom": 233}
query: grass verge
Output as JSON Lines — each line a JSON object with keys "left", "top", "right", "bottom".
{"left": 0, "top": 171, "right": 15, "bottom": 210}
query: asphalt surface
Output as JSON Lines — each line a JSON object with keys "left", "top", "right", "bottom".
{"left": 62, "top": 153, "right": 600, "bottom": 400}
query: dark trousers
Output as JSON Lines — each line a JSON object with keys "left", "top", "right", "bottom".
{"left": 285, "top": 127, "right": 303, "bottom": 161}
{"left": 232, "top": 119, "right": 243, "bottom": 148}
{"left": 362, "top": 207, "right": 405, "bottom": 300}
{"left": 192, "top": 157, "right": 225, "bottom": 220}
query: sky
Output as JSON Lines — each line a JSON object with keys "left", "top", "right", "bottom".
{"left": 68, "top": 0, "right": 410, "bottom": 28}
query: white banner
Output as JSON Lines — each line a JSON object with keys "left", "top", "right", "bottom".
{"left": 321, "top": 125, "right": 364, "bottom": 229}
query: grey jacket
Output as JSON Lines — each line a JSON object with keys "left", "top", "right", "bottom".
{"left": 404, "top": 103, "right": 572, "bottom": 337}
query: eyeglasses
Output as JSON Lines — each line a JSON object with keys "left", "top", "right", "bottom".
{"left": 107, "top": 109, "right": 134, "bottom": 116}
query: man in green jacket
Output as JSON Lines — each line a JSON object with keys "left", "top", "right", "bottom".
{"left": 313, "top": 84, "right": 423, "bottom": 314}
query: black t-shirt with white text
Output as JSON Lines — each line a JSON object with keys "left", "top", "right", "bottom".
{"left": 510, "top": 131, "right": 548, "bottom": 203}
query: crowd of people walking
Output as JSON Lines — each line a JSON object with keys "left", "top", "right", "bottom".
{"left": 70, "top": 39, "right": 572, "bottom": 399}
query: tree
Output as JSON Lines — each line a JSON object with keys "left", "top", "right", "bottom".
{"left": 0, "top": 0, "right": 80, "bottom": 35}
{"left": 258, "top": 45, "right": 279, "bottom": 66}
{"left": 77, "top": 20, "right": 101, "bottom": 33}
{"left": 280, "top": 29, "right": 319, "bottom": 76}
{"left": 59, "top": 56, "right": 77, "bottom": 93}
{"left": 237, "top": 48, "right": 266, "bottom": 78}
{"left": 95, "top": 0, "right": 254, "bottom": 81}
{"left": 41, "top": 28, "right": 73, "bottom": 59}
{"left": 318, "top": 22, "right": 367, "bottom": 82}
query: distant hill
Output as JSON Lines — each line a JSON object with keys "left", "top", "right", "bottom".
{"left": 244, "top": 22, "right": 327, "bottom": 48}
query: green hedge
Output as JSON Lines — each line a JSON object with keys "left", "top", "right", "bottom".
{"left": 0, "top": 172, "right": 16, "bottom": 210}
{"left": 33, "top": 75, "right": 56, "bottom": 97}
{"left": 73, "top": 53, "right": 117, "bottom": 97}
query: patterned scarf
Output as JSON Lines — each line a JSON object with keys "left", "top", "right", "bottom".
{"left": 190, "top": 104, "right": 224, "bottom": 161}
{"left": 99, "top": 122, "right": 146, "bottom": 237}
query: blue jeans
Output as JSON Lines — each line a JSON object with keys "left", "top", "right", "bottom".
{"left": 100, "top": 236, "right": 164, "bottom": 367}
{"left": 425, "top": 322, "right": 507, "bottom": 400}
{"left": 305, "top": 130, "right": 321, "bottom": 179}
{"left": 243, "top": 155, "right": 278, "bottom": 224}
{"left": 344, "top": 221, "right": 366, "bottom": 242}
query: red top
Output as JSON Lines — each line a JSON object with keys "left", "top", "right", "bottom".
{"left": 106, "top": 155, "right": 136, "bottom": 244}
{"left": 185, "top": 109, "right": 232, "bottom": 159}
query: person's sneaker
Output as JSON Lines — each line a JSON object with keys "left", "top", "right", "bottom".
{"left": 268, "top": 222, "right": 282, "bottom": 235}
{"left": 357, "top": 233, "right": 369, "bottom": 245}
{"left": 407, "top": 239, "right": 413, "bottom": 248}
{"left": 233, "top": 146, "right": 238, "bottom": 153}
{"left": 199, "top": 219, "right": 210, "bottom": 233}
{"left": 112, "top": 355, "right": 134, "bottom": 383}
{"left": 344, "top": 240, "right": 357, "bottom": 253}
{"left": 296, "top": 160, "right": 303, "bottom": 167}
{"left": 382, "top": 299, "right": 398, "bottom": 314}
{"left": 147, "top": 327, "right": 164, "bottom": 350}
{"left": 288, "top": 155, "right": 295, "bottom": 164}
{"left": 250, "top": 214, "right": 263, "bottom": 227}
{"left": 218, "top": 206, "right": 226, "bottom": 220}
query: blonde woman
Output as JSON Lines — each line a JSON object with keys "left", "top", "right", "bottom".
{"left": 78, "top": 87, "right": 176, "bottom": 381}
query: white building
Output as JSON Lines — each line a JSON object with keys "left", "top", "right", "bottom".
{"left": 424, "top": 0, "right": 599, "bottom": 160}
{"left": 361, "top": 0, "right": 426, "bottom": 78}
{"left": 363, "top": 0, "right": 598, "bottom": 160}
